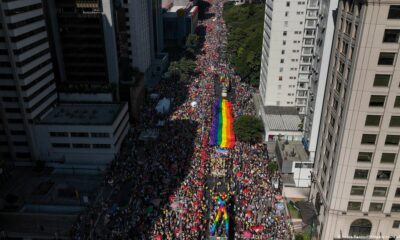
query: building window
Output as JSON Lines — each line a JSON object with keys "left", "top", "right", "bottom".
{"left": 350, "top": 186, "right": 365, "bottom": 195}
{"left": 354, "top": 169, "right": 369, "bottom": 179}
{"left": 50, "top": 132, "right": 68, "bottom": 137}
{"left": 52, "top": 143, "right": 70, "bottom": 148}
{"left": 280, "top": 59, "right": 284, "bottom": 63}
{"left": 369, "top": 202, "right": 383, "bottom": 212}
{"left": 385, "top": 135, "right": 400, "bottom": 145}
{"left": 71, "top": 132, "right": 89, "bottom": 137}
{"left": 283, "top": 31, "right": 287, "bottom": 36}
{"left": 369, "top": 95, "right": 386, "bottom": 107}
{"left": 72, "top": 144, "right": 90, "bottom": 148}
{"left": 91, "top": 132, "right": 110, "bottom": 138}
{"left": 286, "top": 1, "right": 290, "bottom": 6}
{"left": 377, "top": 170, "right": 392, "bottom": 180}
{"left": 390, "top": 116, "right": 400, "bottom": 127}
{"left": 357, "top": 152, "right": 372, "bottom": 162}
{"left": 361, "top": 134, "right": 377, "bottom": 144}
{"left": 395, "top": 188, "right": 400, "bottom": 197}
{"left": 391, "top": 204, "right": 400, "bottom": 213}
{"left": 381, "top": 153, "right": 396, "bottom": 163}
{"left": 388, "top": 5, "right": 400, "bottom": 19}
{"left": 393, "top": 220, "right": 400, "bottom": 228}
{"left": 378, "top": 52, "right": 396, "bottom": 65}
{"left": 373, "top": 74, "right": 390, "bottom": 87}
{"left": 395, "top": 96, "right": 400, "bottom": 107}
{"left": 383, "top": 29, "right": 400, "bottom": 43}
{"left": 372, "top": 187, "right": 387, "bottom": 197}
{"left": 347, "top": 201, "right": 362, "bottom": 211}
{"left": 93, "top": 144, "right": 111, "bottom": 149}
{"left": 365, "top": 115, "right": 381, "bottom": 126}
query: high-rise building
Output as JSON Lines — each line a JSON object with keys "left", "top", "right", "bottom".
{"left": 45, "top": 0, "right": 119, "bottom": 84}
{"left": 259, "top": 0, "right": 321, "bottom": 114}
{"left": 0, "top": 0, "right": 58, "bottom": 163}
{"left": 258, "top": 0, "right": 337, "bottom": 167}
{"left": 310, "top": 1, "right": 400, "bottom": 239}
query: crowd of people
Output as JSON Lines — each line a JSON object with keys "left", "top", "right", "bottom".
{"left": 72, "top": 0, "right": 293, "bottom": 239}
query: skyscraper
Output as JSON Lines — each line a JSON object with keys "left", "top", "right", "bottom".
{"left": 45, "top": 0, "right": 119, "bottom": 84}
{"left": 310, "top": 1, "right": 400, "bottom": 238}
{"left": 259, "top": 0, "right": 320, "bottom": 114}
{"left": 0, "top": 0, "right": 58, "bottom": 163}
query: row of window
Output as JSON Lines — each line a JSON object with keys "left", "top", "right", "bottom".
{"left": 351, "top": 185, "right": 400, "bottom": 197}
{"left": 52, "top": 143, "right": 111, "bottom": 149}
{"left": 369, "top": 95, "right": 400, "bottom": 107}
{"left": 358, "top": 151, "right": 398, "bottom": 164}
{"left": 348, "top": 201, "right": 400, "bottom": 213}
{"left": 361, "top": 134, "right": 400, "bottom": 145}
{"left": 354, "top": 169, "right": 393, "bottom": 180}
{"left": 50, "top": 132, "right": 110, "bottom": 138}
{"left": 365, "top": 115, "right": 400, "bottom": 127}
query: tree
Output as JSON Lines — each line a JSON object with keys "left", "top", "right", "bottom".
{"left": 267, "top": 161, "right": 278, "bottom": 174}
{"left": 184, "top": 34, "right": 200, "bottom": 59}
{"left": 167, "top": 58, "right": 196, "bottom": 81}
{"left": 295, "top": 234, "right": 305, "bottom": 240}
{"left": 223, "top": 2, "right": 264, "bottom": 86}
{"left": 234, "top": 115, "right": 264, "bottom": 143}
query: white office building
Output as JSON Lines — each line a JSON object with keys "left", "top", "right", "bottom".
{"left": 0, "top": 0, "right": 58, "bottom": 163}
{"left": 310, "top": 1, "right": 400, "bottom": 239}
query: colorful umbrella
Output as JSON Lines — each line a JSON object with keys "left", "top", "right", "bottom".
{"left": 251, "top": 225, "right": 264, "bottom": 233}
{"left": 243, "top": 231, "right": 253, "bottom": 239}
{"left": 154, "top": 235, "right": 162, "bottom": 240}
{"left": 245, "top": 210, "right": 253, "bottom": 217}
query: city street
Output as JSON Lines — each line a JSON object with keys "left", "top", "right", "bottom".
{"left": 72, "top": 0, "right": 292, "bottom": 239}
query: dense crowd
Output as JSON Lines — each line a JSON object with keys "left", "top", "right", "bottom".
{"left": 72, "top": 0, "right": 292, "bottom": 239}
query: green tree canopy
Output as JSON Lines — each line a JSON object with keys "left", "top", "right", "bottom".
{"left": 267, "top": 161, "right": 278, "bottom": 174}
{"left": 223, "top": 2, "right": 264, "bottom": 86}
{"left": 168, "top": 58, "right": 196, "bottom": 81}
{"left": 234, "top": 115, "right": 264, "bottom": 143}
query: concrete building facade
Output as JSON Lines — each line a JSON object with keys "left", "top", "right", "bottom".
{"left": 45, "top": 0, "right": 119, "bottom": 84}
{"left": 34, "top": 103, "right": 129, "bottom": 171}
{"left": 310, "top": 1, "right": 400, "bottom": 239}
{"left": 0, "top": 0, "right": 58, "bottom": 164}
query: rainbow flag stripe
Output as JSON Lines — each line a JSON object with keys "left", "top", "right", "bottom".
{"left": 209, "top": 99, "right": 235, "bottom": 149}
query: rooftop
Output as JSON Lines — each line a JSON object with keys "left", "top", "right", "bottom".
{"left": 264, "top": 106, "right": 299, "bottom": 115}
{"left": 254, "top": 94, "right": 302, "bottom": 132}
{"left": 264, "top": 114, "right": 301, "bottom": 131}
{"left": 276, "top": 140, "right": 309, "bottom": 162}
{"left": 39, "top": 103, "right": 124, "bottom": 125}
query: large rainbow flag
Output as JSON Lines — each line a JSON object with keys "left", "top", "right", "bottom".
{"left": 209, "top": 99, "right": 235, "bottom": 149}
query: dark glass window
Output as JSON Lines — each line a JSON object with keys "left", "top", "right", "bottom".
{"left": 373, "top": 74, "right": 390, "bottom": 87}
{"left": 365, "top": 115, "right": 381, "bottom": 126}
{"left": 381, "top": 153, "right": 396, "bottom": 163}
{"left": 388, "top": 5, "right": 400, "bottom": 19}
{"left": 385, "top": 135, "right": 400, "bottom": 145}
{"left": 369, "top": 95, "right": 386, "bottom": 107}
{"left": 389, "top": 116, "right": 400, "bottom": 127}
{"left": 354, "top": 169, "right": 369, "bottom": 179}
{"left": 350, "top": 186, "right": 365, "bottom": 195}
{"left": 378, "top": 52, "right": 396, "bottom": 65}
{"left": 348, "top": 201, "right": 362, "bottom": 211}
{"left": 369, "top": 202, "right": 383, "bottom": 212}
{"left": 377, "top": 170, "right": 391, "bottom": 180}
{"left": 372, "top": 187, "right": 387, "bottom": 197}
{"left": 383, "top": 29, "right": 400, "bottom": 42}
{"left": 361, "top": 134, "right": 377, "bottom": 144}
{"left": 357, "top": 152, "right": 372, "bottom": 162}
